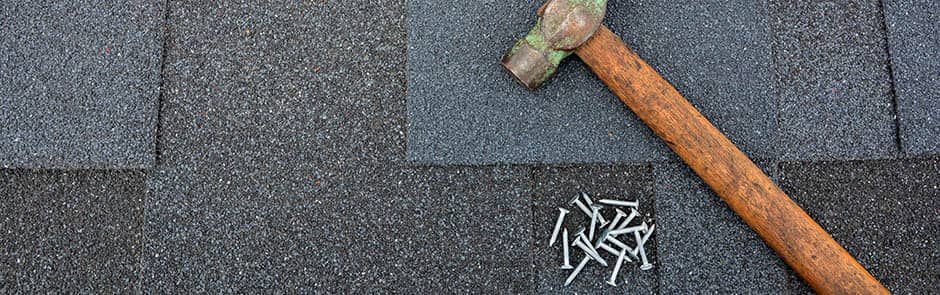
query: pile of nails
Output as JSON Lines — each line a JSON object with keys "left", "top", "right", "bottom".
{"left": 549, "top": 192, "right": 656, "bottom": 287}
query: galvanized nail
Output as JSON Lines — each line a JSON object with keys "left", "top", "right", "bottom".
{"left": 624, "top": 224, "right": 656, "bottom": 259}
{"left": 580, "top": 192, "right": 593, "bottom": 206}
{"left": 643, "top": 224, "right": 656, "bottom": 243}
{"left": 607, "top": 248, "right": 628, "bottom": 286}
{"left": 593, "top": 210, "right": 623, "bottom": 248}
{"left": 598, "top": 241, "right": 633, "bottom": 263}
{"left": 609, "top": 221, "right": 648, "bottom": 236}
{"left": 574, "top": 232, "right": 607, "bottom": 266}
{"left": 614, "top": 208, "right": 639, "bottom": 231}
{"left": 606, "top": 234, "right": 640, "bottom": 261}
{"left": 588, "top": 204, "right": 602, "bottom": 240}
{"left": 555, "top": 190, "right": 656, "bottom": 285}
{"left": 605, "top": 234, "right": 628, "bottom": 250}
{"left": 549, "top": 208, "right": 570, "bottom": 246}
{"left": 561, "top": 228, "right": 573, "bottom": 269}
{"left": 599, "top": 198, "right": 639, "bottom": 208}
{"left": 597, "top": 241, "right": 618, "bottom": 256}
{"left": 580, "top": 192, "right": 608, "bottom": 224}
{"left": 606, "top": 209, "right": 628, "bottom": 232}
{"left": 564, "top": 256, "right": 591, "bottom": 286}
{"left": 634, "top": 229, "right": 654, "bottom": 270}
{"left": 593, "top": 228, "right": 611, "bottom": 248}
{"left": 568, "top": 195, "right": 593, "bottom": 218}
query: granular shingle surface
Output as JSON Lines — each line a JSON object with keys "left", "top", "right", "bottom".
{"left": 1, "top": 191, "right": 14, "bottom": 292}
{"left": 653, "top": 161, "right": 788, "bottom": 293}
{"left": 883, "top": 0, "right": 940, "bottom": 156}
{"left": 0, "top": 170, "right": 145, "bottom": 293}
{"left": 142, "top": 0, "right": 406, "bottom": 292}
{"left": 407, "top": 0, "right": 776, "bottom": 164}
{"left": 0, "top": 1, "right": 165, "bottom": 169}
{"left": 3, "top": 0, "right": 940, "bottom": 293}
{"left": 779, "top": 158, "right": 940, "bottom": 293}
{"left": 346, "top": 166, "right": 534, "bottom": 293}
{"left": 770, "top": 0, "right": 898, "bottom": 160}
{"left": 0, "top": 253, "right": 11, "bottom": 291}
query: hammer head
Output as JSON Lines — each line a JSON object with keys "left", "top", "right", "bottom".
{"left": 501, "top": 0, "right": 607, "bottom": 90}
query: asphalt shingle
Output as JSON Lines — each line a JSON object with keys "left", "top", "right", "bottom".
{"left": 653, "top": 161, "right": 788, "bottom": 293}
{"left": 407, "top": 0, "right": 776, "bottom": 165}
{"left": 3, "top": 0, "right": 939, "bottom": 293}
{"left": 770, "top": 0, "right": 898, "bottom": 160}
{"left": 0, "top": 170, "right": 145, "bottom": 293}
{"left": 779, "top": 158, "right": 940, "bottom": 293}
{"left": 144, "top": 166, "right": 351, "bottom": 292}
{"left": 142, "top": 0, "right": 406, "bottom": 291}
{"left": 0, "top": 253, "right": 11, "bottom": 292}
{"left": 0, "top": 1, "right": 165, "bottom": 169}
{"left": 883, "top": 0, "right": 940, "bottom": 156}
{"left": 1, "top": 189, "right": 14, "bottom": 293}
{"left": 346, "top": 166, "right": 534, "bottom": 293}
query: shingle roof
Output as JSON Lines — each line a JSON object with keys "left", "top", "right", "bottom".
{"left": 1, "top": 0, "right": 937, "bottom": 293}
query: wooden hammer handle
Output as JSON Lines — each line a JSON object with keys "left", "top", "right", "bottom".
{"left": 576, "top": 25, "right": 889, "bottom": 294}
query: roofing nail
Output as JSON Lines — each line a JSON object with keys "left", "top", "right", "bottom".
{"left": 635, "top": 230, "right": 654, "bottom": 270}
{"left": 605, "top": 209, "right": 627, "bottom": 232}
{"left": 597, "top": 241, "right": 619, "bottom": 256}
{"left": 605, "top": 234, "right": 629, "bottom": 250}
{"left": 606, "top": 234, "right": 640, "bottom": 261}
{"left": 611, "top": 208, "right": 628, "bottom": 224}
{"left": 576, "top": 233, "right": 605, "bottom": 265}
{"left": 574, "top": 232, "right": 607, "bottom": 266}
{"left": 580, "top": 192, "right": 608, "bottom": 224}
{"left": 580, "top": 192, "right": 594, "bottom": 206}
{"left": 568, "top": 195, "right": 593, "bottom": 218}
{"left": 593, "top": 228, "right": 611, "bottom": 248}
{"left": 610, "top": 224, "right": 657, "bottom": 266}
{"left": 599, "top": 198, "right": 639, "bottom": 208}
{"left": 615, "top": 208, "right": 639, "bottom": 231}
{"left": 588, "top": 204, "right": 602, "bottom": 240}
{"left": 598, "top": 241, "right": 633, "bottom": 263}
{"left": 549, "top": 208, "right": 569, "bottom": 246}
{"left": 561, "top": 228, "right": 573, "bottom": 269}
{"left": 634, "top": 224, "right": 656, "bottom": 251}
{"left": 625, "top": 224, "right": 656, "bottom": 258}
{"left": 609, "top": 221, "right": 648, "bottom": 236}
{"left": 637, "top": 224, "right": 656, "bottom": 246}
{"left": 593, "top": 210, "right": 624, "bottom": 248}
{"left": 607, "top": 248, "right": 628, "bottom": 286}
{"left": 564, "top": 256, "right": 591, "bottom": 286}
{"left": 572, "top": 227, "right": 585, "bottom": 239}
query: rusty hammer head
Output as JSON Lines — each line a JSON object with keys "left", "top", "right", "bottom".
{"left": 501, "top": 0, "right": 608, "bottom": 89}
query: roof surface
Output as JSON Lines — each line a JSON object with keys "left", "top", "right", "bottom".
{"left": 0, "top": 1, "right": 165, "bottom": 169}
{"left": 1, "top": 0, "right": 938, "bottom": 293}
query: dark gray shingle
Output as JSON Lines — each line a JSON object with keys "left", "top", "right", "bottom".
{"left": 770, "top": 0, "right": 898, "bottom": 160}
{"left": 142, "top": 0, "right": 406, "bottom": 292}
{"left": 884, "top": 0, "right": 940, "bottom": 156}
{"left": 0, "top": 170, "right": 145, "bottom": 293}
{"left": 0, "top": 1, "right": 165, "bottom": 168}
{"left": 346, "top": 166, "right": 535, "bottom": 293}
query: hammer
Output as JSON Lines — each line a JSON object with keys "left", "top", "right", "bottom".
{"left": 502, "top": 0, "right": 889, "bottom": 293}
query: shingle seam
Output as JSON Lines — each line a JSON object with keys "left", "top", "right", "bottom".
{"left": 877, "top": 0, "right": 905, "bottom": 157}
